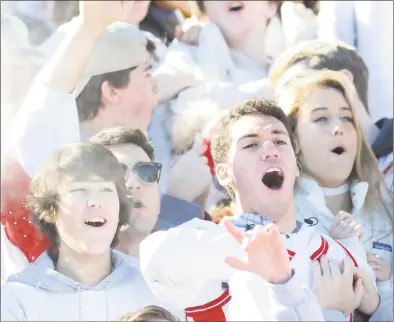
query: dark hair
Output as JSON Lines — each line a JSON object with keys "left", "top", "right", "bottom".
{"left": 91, "top": 127, "right": 154, "bottom": 161}
{"left": 211, "top": 99, "right": 295, "bottom": 199}
{"left": 27, "top": 142, "right": 130, "bottom": 262}
{"left": 75, "top": 40, "right": 156, "bottom": 122}
{"left": 115, "top": 306, "right": 179, "bottom": 322}
{"left": 269, "top": 40, "right": 369, "bottom": 112}
{"left": 197, "top": 0, "right": 280, "bottom": 13}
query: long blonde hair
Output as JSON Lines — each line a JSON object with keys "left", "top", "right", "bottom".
{"left": 277, "top": 70, "right": 393, "bottom": 226}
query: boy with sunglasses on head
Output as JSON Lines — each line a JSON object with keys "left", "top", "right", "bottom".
{"left": 1, "top": 142, "right": 178, "bottom": 321}
{"left": 91, "top": 127, "right": 206, "bottom": 263}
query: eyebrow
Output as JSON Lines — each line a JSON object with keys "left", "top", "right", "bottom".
{"left": 237, "top": 129, "right": 289, "bottom": 142}
{"left": 311, "top": 106, "right": 351, "bottom": 113}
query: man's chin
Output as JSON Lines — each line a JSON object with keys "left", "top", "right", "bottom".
{"left": 130, "top": 221, "right": 156, "bottom": 238}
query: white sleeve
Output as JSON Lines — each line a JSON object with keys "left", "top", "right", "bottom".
{"left": 1, "top": 225, "right": 29, "bottom": 285}
{"left": 228, "top": 269, "right": 326, "bottom": 321}
{"left": 11, "top": 77, "right": 81, "bottom": 178}
{"left": 317, "top": 1, "right": 356, "bottom": 46}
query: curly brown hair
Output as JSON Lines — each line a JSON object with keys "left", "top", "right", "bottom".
{"left": 27, "top": 142, "right": 131, "bottom": 262}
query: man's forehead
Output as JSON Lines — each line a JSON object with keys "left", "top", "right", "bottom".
{"left": 230, "top": 115, "right": 288, "bottom": 140}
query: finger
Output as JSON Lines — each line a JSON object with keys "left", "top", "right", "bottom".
{"left": 225, "top": 257, "right": 249, "bottom": 271}
{"left": 223, "top": 220, "right": 243, "bottom": 244}
{"left": 265, "top": 223, "right": 279, "bottom": 235}
{"left": 353, "top": 277, "right": 364, "bottom": 305}
{"left": 329, "top": 260, "right": 341, "bottom": 277}
{"left": 354, "top": 224, "right": 362, "bottom": 236}
{"left": 367, "top": 252, "right": 384, "bottom": 264}
{"left": 332, "top": 211, "right": 351, "bottom": 227}
{"left": 311, "top": 261, "right": 323, "bottom": 288}
{"left": 342, "top": 257, "right": 354, "bottom": 277}
{"left": 343, "top": 220, "right": 357, "bottom": 236}
{"left": 320, "top": 256, "right": 331, "bottom": 277}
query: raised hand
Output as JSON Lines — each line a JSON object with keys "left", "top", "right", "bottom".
{"left": 79, "top": 1, "right": 135, "bottom": 30}
{"left": 167, "top": 137, "right": 212, "bottom": 203}
{"left": 330, "top": 211, "right": 362, "bottom": 240}
{"left": 224, "top": 221, "right": 292, "bottom": 284}
{"left": 312, "top": 257, "right": 364, "bottom": 317}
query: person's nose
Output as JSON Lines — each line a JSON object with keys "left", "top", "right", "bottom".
{"left": 126, "top": 172, "right": 142, "bottom": 192}
{"left": 331, "top": 120, "right": 345, "bottom": 136}
{"left": 261, "top": 141, "right": 279, "bottom": 161}
{"left": 86, "top": 190, "right": 102, "bottom": 208}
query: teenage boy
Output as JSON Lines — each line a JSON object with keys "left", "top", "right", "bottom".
{"left": 1, "top": 142, "right": 178, "bottom": 321}
{"left": 210, "top": 99, "right": 382, "bottom": 321}
{"left": 91, "top": 127, "right": 207, "bottom": 262}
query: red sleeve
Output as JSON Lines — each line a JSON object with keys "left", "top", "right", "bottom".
{"left": 1, "top": 155, "right": 50, "bottom": 262}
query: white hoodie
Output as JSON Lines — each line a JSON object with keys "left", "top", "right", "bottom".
{"left": 1, "top": 251, "right": 177, "bottom": 321}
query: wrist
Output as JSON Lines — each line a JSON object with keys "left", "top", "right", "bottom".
{"left": 268, "top": 267, "right": 293, "bottom": 284}
{"left": 360, "top": 292, "right": 380, "bottom": 316}
{"left": 76, "top": 17, "right": 108, "bottom": 37}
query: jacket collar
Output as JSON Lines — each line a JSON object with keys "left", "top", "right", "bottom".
{"left": 296, "top": 175, "right": 369, "bottom": 215}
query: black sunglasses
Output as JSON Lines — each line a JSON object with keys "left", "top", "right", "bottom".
{"left": 120, "top": 162, "right": 162, "bottom": 184}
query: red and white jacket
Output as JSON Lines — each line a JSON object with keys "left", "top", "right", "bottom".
{"left": 140, "top": 219, "right": 356, "bottom": 321}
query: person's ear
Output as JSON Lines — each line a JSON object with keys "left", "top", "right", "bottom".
{"left": 101, "top": 80, "right": 121, "bottom": 105}
{"left": 293, "top": 136, "right": 301, "bottom": 156}
{"left": 215, "top": 163, "right": 235, "bottom": 189}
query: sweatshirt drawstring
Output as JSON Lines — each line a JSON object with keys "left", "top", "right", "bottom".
{"left": 76, "top": 284, "right": 81, "bottom": 321}
{"left": 105, "top": 281, "right": 111, "bottom": 321}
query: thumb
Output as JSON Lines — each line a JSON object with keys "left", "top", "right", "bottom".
{"left": 225, "top": 257, "right": 249, "bottom": 272}
{"left": 353, "top": 277, "right": 364, "bottom": 305}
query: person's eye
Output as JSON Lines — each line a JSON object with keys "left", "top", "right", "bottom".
{"left": 314, "top": 117, "right": 328, "bottom": 123}
{"left": 341, "top": 116, "right": 353, "bottom": 123}
{"left": 275, "top": 140, "right": 287, "bottom": 145}
{"left": 243, "top": 143, "right": 258, "bottom": 149}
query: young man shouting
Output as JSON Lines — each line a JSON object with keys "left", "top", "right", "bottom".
{"left": 211, "top": 99, "right": 382, "bottom": 321}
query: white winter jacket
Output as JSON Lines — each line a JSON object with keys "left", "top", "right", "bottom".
{"left": 294, "top": 175, "right": 393, "bottom": 321}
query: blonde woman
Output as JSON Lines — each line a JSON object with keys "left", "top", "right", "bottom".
{"left": 277, "top": 70, "right": 393, "bottom": 321}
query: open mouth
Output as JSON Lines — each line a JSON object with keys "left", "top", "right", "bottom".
{"left": 228, "top": 1, "right": 244, "bottom": 12}
{"left": 262, "top": 168, "right": 284, "bottom": 190}
{"left": 131, "top": 200, "right": 143, "bottom": 209}
{"left": 331, "top": 147, "right": 345, "bottom": 155}
{"left": 85, "top": 217, "right": 107, "bottom": 228}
